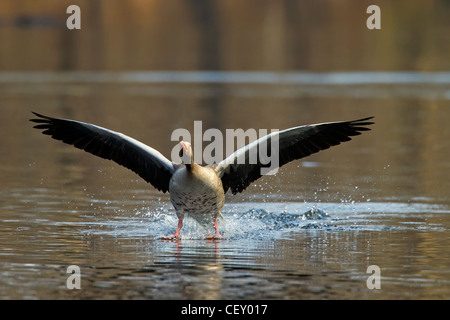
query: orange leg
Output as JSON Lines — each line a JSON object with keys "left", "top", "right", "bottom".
{"left": 161, "top": 218, "right": 183, "bottom": 240}
{"left": 206, "top": 218, "right": 224, "bottom": 240}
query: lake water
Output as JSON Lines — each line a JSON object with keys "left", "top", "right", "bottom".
{"left": 1, "top": 71, "right": 449, "bottom": 300}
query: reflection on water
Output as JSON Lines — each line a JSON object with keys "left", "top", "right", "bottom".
{"left": 2, "top": 71, "right": 450, "bottom": 102}
{"left": 1, "top": 190, "right": 449, "bottom": 299}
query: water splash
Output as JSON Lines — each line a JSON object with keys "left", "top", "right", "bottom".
{"left": 80, "top": 200, "right": 450, "bottom": 239}
{"left": 133, "top": 205, "right": 332, "bottom": 240}
{"left": 221, "top": 207, "right": 330, "bottom": 240}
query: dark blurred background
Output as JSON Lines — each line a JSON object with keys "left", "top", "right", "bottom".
{"left": 1, "top": 0, "right": 449, "bottom": 71}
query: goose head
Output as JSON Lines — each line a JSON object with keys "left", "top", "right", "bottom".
{"left": 178, "top": 141, "right": 193, "bottom": 167}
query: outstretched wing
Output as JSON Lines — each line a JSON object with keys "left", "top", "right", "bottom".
{"left": 215, "top": 117, "right": 374, "bottom": 194}
{"left": 30, "top": 112, "right": 175, "bottom": 193}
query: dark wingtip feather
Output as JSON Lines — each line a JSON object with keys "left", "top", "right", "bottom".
{"left": 30, "top": 111, "right": 52, "bottom": 123}
{"left": 351, "top": 116, "right": 375, "bottom": 127}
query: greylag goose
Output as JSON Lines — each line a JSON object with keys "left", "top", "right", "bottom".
{"left": 30, "top": 112, "right": 373, "bottom": 239}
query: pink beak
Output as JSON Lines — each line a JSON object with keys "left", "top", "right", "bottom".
{"left": 180, "top": 141, "right": 190, "bottom": 152}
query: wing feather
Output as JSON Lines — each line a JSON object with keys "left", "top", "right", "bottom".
{"left": 215, "top": 117, "right": 374, "bottom": 194}
{"left": 30, "top": 112, "right": 174, "bottom": 193}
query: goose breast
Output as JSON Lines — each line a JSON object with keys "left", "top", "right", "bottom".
{"left": 169, "top": 165, "right": 225, "bottom": 216}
